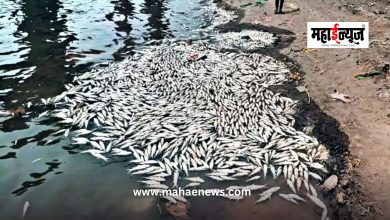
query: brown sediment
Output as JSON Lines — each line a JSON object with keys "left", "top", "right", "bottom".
{"left": 159, "top": 200, "right": 191, "bottom": 220}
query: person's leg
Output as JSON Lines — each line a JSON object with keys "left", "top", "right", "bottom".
{"left": 278, "top": 0, "right": 285, "bottom": 13}
{"left": 275, "top": 0, "right": 280, "bottom": 14}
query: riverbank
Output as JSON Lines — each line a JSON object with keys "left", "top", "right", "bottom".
{"left": 218, "top": 0, "right": 390, "bottom": 218}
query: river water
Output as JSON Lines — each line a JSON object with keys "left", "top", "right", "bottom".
{"left": 0, "top": 0, "right": 323, "bottom": 219}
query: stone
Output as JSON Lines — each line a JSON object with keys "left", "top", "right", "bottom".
{"left": 323, "top": 175, "right": 338, "bottom": 191}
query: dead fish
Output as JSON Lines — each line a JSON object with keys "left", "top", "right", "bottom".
{"left": 23, "top": 201, "right": 30, "bottom": 218}
{"left": 243, "top": 184, "right": 266, "bottom": 191}
{"left": 307, "top": 194, "right": 328, "bottom": 220}
{"left": 279, "top": 193, "right": 299, "bottom": 204}
{"left": 226, "top": 185, "right": 242, "bottom": 191}
{"left": 171, "top": 195, "right": 187, "bottom": 203}
{"left": 184, "top": 182, "right": 200, "bottom": 188}
{"left": 31, "top": 158, "right": 42, "bottom": 163}
{"left": 173, "top": 171, "right": 179, "bottom": 188}
{"left": 185, "top": 176, "right": 205, "bottom": 183}
{"left": 246, "top": 175, "right": 261, "bottom": 182}
{"left": 37, "top": 110, "right": 49, "bottom": 119}
{"left": 39, "top": 31, "right": 329, "bottom": 204}
{"left": 221, "top": 194, "right": 244, "bottom": 201}
{"left": 162, "top": 196, "right": 177, "bottom": 204}
{"left": 260, "top": 187, "right": 280, "bottom": 197}
{"left": 255, "top": 192, "right": 272, "bottom": 203}
{"left": 287, "top": 179, "right": 296, "bottom": 193}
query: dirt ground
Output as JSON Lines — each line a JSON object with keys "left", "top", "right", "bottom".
{"left": 220, "top": 0, "right": 390, "bottom": 219}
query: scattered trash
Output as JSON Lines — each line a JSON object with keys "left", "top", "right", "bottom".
{"left": 355, "top": 64, "right": 389, "bottom": 79}
{"left": 346, "top": 156, "right": 361, "bottom": 169}
{"left": 285, "top": 3, "right": 300, "bottom": 12}
{"left": 288, "top": 72, "right": 302, "bottom": 81}
{"left": 331, "top": 90, "right": 352, "bottom": 103}
{"left": 23, "top": 201, "right": 30, "bottom": 219}
{"left": 255, "top": 0, "right": 267, "bottom": 5}
{"left": 355, "top": 70, "right": 383, "bottom": 79}
{"left": 240, "top": 2, "right": 253, "bottom": 8}
{"left": 302, "top": 48, "right": 318, "bottom": 53}
{"left": 377, "top": 85, "right": 390, "bottom": 101}
{"left": 295, "top": 86, "right": 306, "bottom": 93}
{"left": 252, "top": 15, "right": 272, "bottom": 25}
{"left": 187, "top": 53, "right": 207, "bottom": 62}
{"left": 322, "top": 175, "right": 338, "bottom": 191}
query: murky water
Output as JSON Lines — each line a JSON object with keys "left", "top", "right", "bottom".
{"left": 0, "top": 0, "right": 210, "bottom": 108}
{"left": 0, "top": 0, "right": 324, "bottom": 219}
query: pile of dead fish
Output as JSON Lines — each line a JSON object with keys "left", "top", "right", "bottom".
{"left": 212, "top": 30, "right": 277, "bottom": 50}
{"left": 38, "top": 4, "right": 330, "bottom": 220}
{"left": 40, "top": 40, "right": 329, "bottom": 218}
{"left": 202, "top": 3, "right": 237, "bottom": 29}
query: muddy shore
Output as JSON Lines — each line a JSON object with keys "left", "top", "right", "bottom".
{"left": 217, "top": 0, "right": 390, "bottom": 219}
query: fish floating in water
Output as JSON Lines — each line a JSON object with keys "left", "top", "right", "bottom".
{"left": 23, "top": 201, "right": 30, "bottom": 219}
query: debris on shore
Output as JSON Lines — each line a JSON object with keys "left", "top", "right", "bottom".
{"left": 330, "top": 90, "right": 352, "bottom": 103}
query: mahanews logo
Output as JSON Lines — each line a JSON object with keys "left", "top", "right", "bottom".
{"left": 307, "top": 22, "right": 369, "bottom": 48}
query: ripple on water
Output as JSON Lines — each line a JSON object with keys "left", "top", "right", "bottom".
{"left": 0, "top": 0, "right": 211, "bottom": 108}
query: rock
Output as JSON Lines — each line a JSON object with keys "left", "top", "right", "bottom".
{"left": 160, "top": 201, "right": 191, "bottom": 220}
{"left": 322, "top": 175, "right": 338, "bottom": 191}
{"left": 185, "top": 39, "right": 193, "bottom": 45}
{"left": 337, "top": 192, "right": 345, "bottom": 203}
{"left": 339, "top": 179, "right": 349, "bottom": 188}
{"left": 337, "top": 206, "right": 351, "bottom": 217}
{"left": 295, "top": 86, "right": 306, "bottom": 93}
